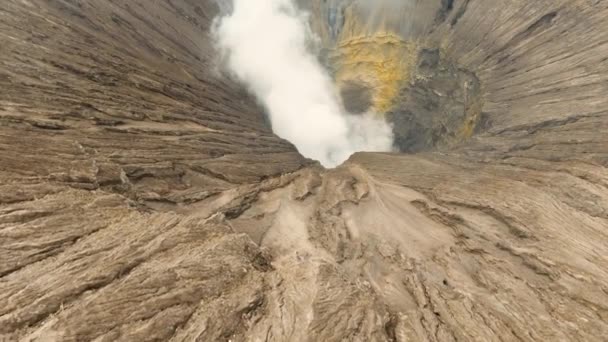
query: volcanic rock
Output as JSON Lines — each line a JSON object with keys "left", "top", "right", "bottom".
{"left": 1, "top": 0, "right": 607, "bottom": 341}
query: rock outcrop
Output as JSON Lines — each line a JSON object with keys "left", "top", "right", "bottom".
{"left": 1, "top": 0, "right": 607, "bottom": 341}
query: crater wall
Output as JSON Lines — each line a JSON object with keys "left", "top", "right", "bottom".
{"left": 1, "top": 1, "right": 607, "bottom": 341}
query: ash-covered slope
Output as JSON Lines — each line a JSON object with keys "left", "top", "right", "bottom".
{"left": 1, "top": 0, "right": 608, "bottom": 341}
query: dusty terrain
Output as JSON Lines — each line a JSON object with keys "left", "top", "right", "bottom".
{"left": 1, "top": 0, "right": 608, "bottom": 341}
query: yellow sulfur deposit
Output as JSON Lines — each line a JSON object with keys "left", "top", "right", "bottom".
{"left": 329, "top": 11, "right": 419, "bottom": 114}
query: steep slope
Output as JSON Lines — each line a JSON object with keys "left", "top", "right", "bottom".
{"left": 1, "top": 0, "right": 608, "bottom": 341}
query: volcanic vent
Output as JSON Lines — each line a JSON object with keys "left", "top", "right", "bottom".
{"left": 216, "top": 0, "right": 488, "bottom": 166}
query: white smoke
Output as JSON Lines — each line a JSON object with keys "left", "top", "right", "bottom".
{"left": 214, "top": 0, "right": 394, "bottom": 167}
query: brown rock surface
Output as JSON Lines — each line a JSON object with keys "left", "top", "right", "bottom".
{"left": 1, "top": 0, "right": 607, "bottom": 341}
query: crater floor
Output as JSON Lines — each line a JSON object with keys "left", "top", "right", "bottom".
{"left": 1, "top": 1, "right": 608, "bottom": 341}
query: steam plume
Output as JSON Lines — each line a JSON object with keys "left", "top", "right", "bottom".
{"left": 215, "top": 0, "right": 393, "bottom": 167}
